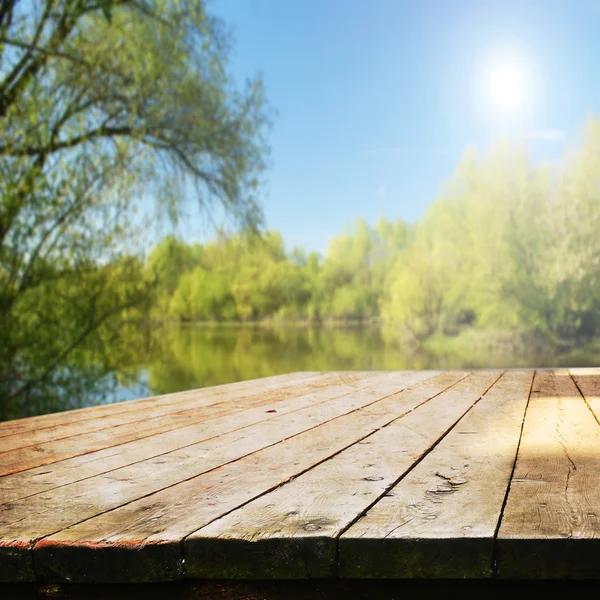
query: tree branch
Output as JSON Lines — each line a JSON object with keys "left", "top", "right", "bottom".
{"left": 1, "top": 0, "right": 56, "bottom": 95}
{"left": 4, "top": 286, "right": 146, "bottom": 402}
{"left": 0, "top": 123, "right": 141, "bottom": 155}
{"left": 0, "top": 33, "right": 91, "bottom": 67}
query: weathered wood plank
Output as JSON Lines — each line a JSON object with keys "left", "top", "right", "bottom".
{"left": 0, "top": 372, "right": 323, "bottom": 436}
{"left": 496, "top": 369, "right": 600, "bottom": 579}
{"left": 0, "top": 372, "right": 321, "bottom": 433}
{"left": 29, "top": 371, "right": 462, "bottom": 583}
{"left": 0, "top": 372, "right": 348, "bottom": 453}
{"left": 5, "top": 367, "right": 600, "bottom": 584}
{"left": 0, "top": 372, "right": 386, "bottom": 501}
{"left": 184, "top": 370, "right": 503, "bottom": 579}
{"left": 0, "top": 372, "right": 374, "bottom": 477}
{"left": 570, "top": 367, "right": 600, "bottom": 422}
{"left": 340, "top": 370, "right": 532, "bottom": 578}
{"left": 0, "top": 370, "right": 438, "bottom": 582}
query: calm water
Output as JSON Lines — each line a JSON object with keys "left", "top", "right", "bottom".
{"left": 109, "top": 325, "right": 596, "bottom": 403}
{"left": 6, "top": 325, "right": 598, "bottom": 420}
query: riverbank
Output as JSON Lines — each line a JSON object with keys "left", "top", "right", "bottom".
{"left": 152, "top": 320, "right": 600, "bottom": 360}
{"left": 423, "top": 329, "right": 600, "bottom": 367}
{"left": 149, "top": 317, "right": 382, "bottom": 329}
{"left": 7, "top": 323, "right": 600, "bottom": 422}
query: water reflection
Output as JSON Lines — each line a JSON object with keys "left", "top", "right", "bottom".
{"left": 5, "top": 325, "right": 598, "bottom": 421}
{"left": 116, "top": 325, "right": 596, "bottom": 400}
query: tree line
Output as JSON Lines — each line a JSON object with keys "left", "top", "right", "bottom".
{"left": 147, "top": 117, "right": 600, "bottom": 348}
{"left": 147, "top": 219, "right": 408, "bottom": 324}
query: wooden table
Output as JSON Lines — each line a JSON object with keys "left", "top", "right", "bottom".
{"left": 1, "top": 369, "right": 599, "bottom": 583}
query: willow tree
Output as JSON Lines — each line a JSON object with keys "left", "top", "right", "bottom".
{"left": 0, "top": 0, "right": 270, "bottom": 418}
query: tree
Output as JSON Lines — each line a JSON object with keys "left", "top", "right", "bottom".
{"left": 0, "top": 0, "right": 271, "bottom": 417}
{"left": 380, "top": 144, "right": 530, "bottom": 339}
{"left": 146, "top": 235, "right": 202, "bottom": 317}
{"left": 320, "top": 217, "right": 406, "bottom": 320}
{"left": 504, "top": 118, "right": 600, "bottom": 343}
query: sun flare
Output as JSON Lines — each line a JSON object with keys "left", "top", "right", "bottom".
{"left": 480, "top": 57, "right": 534, "bottom": 121}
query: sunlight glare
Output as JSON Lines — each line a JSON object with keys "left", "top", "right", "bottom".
{"left": 479, "top": 55, "right": 534, "bottom": 123}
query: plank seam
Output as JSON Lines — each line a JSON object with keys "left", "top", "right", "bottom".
{"left": 491, "top": 369, "right": 535, "bottom": 578}
{"left": 3, "top": 374, "right": 387, "bottom": 488}
{"left": 570, "top": 371, "right": 600, "bottom": 428}
{"left": 0, "top": 373, "right": 318, "bottom": 436}
{"left": 0, "top": 399, "right": 241, "bottom": 456}
{"left": 0, "top": 374, "right": 352, "bottom": 454}
{"left": 27, "top": 373, "right": 440, "bottom": 566}
{"left": 334, "top": 369, "right": 505, "bottom": 577}
{"left": 177, "top": 371, "right": 469, "bottom": 578}
{"left": 0, "top": 373, "right": 322, "bottom": 422}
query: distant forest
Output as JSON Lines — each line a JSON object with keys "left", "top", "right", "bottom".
{"left": 146, "top": 117, "right": 600, "bottom": 348}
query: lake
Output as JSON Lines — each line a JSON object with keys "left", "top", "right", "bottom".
{"left": 110, "top": 324, "right": 597, "bottom": 400}
{"left": 5, "top": 324, "right": 599, "bottom": 421}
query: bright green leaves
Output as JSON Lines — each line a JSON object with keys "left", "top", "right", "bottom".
{"left": 382, "top": 121, "right": 600, "bottom": 344}
{"left": 0, "top": 0, "right": 271, "bottom": 414}
{"left": 149, "top": 218, "right": 409, "bottom": 325}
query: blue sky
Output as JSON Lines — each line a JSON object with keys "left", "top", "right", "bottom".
{"left": 186, "top": 0, "right": 600, "bottom": 253}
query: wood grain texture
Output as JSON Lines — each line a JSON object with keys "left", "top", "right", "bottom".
{"left": 496, "top": 369, "right": 600, "bottom": 579}
{"left": 0, "top": 372, "right": 383, "bottom": 503}
{"left": 0, "top": 372, "right": 375, "bottom": 478}
{"left": 30, "top": 371, "right": 447, "bottom": 583}
{"left": 570, "top": 367, "right": 600, "bottom": 422}
{"left": 0, "top": 372, "right": 333, "bottom": 451}
{"left": 6, "top": 368, "right": 600, "bottom": 584}
{"left": 185, "top": 371, "right": 500, "bottom": 579}
{"left": 1, "top": 371, "right": 437, "bottom": 582}
{"left": 0, "top": 372, "right": 321, "bottom": 437}
{"left": 340, "top": 370, "right": 532, "bottom": 579}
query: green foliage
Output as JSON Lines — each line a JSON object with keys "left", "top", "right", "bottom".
{"left": 381, "top": 121, "right": 600, "bottom": 343}
{"left": 153, "top": 216, "right": 408, "bottom": 325}
{"left": 154, "top": 116, "right": 600, "bottom": 350}
{"left": 170, "top": 266, "right": 236, "bottom": 321}
{"left": 0, "top": 0, "right": 270, "bottom": 414}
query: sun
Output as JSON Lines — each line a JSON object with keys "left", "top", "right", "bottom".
{"left": 480, "top": 56, "right": 534, "bottom": 121}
